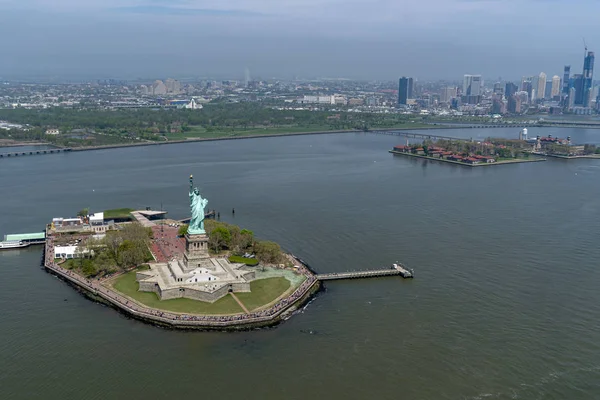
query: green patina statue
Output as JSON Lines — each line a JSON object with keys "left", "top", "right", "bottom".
{"left": 188, "top": 175, "right": 208, "bottom": 235}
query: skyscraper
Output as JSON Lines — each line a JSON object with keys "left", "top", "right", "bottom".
{"left": 398, "top": 77, "right": 412, "bottom": 105}
{"left": 568, "top": 87, "right": 576, "bottom": 109}
{"left": 505, "top": 82, "right": 518, "bottom": 98}
{"left": 440, "top": 86, "right": 456, "bottom": 103}
{"left": 545, "top": 80, "right": 552, "bottom": 100}
{"left": 463, "top": 74, "right": 482, "bottom": 104}
{"left": 537, "top": 72, "right": 547, "bottom": 100}
{"left": 551, "top": 75, "right": 561, "bottom": 98}
{"left": 583, "top": 51, "right": 594, "bottom": 107}
{"left": 521, "top": 77, "right": 533, "bottom": 102}
{"left": 574, "top": 74, "right": 584, "bottom": 104}
{"left": 493, "top": 82, "right": 504, "bottom": 95}
{"left": 507, "top": 95, "right": 521, "bottom": 114}
{"left": 463, "top": 75, "right": 482, "bottom": 96}
{"left": 244, "top": 67, "right": 250, "bottom": 88}
{"left": 562, "top": 65, "right": 571, "bottom": 95}
{"left": 407, "top": 78, "right": 414, "bottom": 99}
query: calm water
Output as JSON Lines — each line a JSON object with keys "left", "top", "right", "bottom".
{"left": 1, "top": 128, "right": 600, "bottom": 400}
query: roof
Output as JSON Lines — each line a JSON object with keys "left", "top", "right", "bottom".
{"left": 89, "top": 212, "right": 104, "bottom": 222}
{"left": 4, "top": 232, "right": 46, "bottom": 241}
{"left": 137, "top": 210, "right": 167, "bottom": 217}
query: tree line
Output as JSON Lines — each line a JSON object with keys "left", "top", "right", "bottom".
{"left": 68, "top": 223, "right": 153, "bottom": 277}
{"left": 180, "top": 220, "right": 284, "bottom": 264}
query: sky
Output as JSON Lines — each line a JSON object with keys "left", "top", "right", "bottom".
{"left": 0, "top": 0, "right": 598, "bottom": 81}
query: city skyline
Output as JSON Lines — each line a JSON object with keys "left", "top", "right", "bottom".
{"left": 0, "top": 0, "right": 599, "bottom": 80}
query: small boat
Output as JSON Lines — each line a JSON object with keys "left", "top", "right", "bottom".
{"left": 0, "top": 240, "right": 29, "bottom": 250}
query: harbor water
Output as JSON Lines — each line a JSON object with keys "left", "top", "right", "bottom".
{"left": 1, "top": 127, "right": 599, "bottom": 399}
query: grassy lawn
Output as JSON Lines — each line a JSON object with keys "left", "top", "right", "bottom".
{"left": 235, "top": 277, "right": 291, "bottom": 311}
{"left": 228, "top": 255, "right": 259, "bottom": 266}
{"left": 104, "top": 208, "right": 134, "bottom": 219}
{"left": 111, "top": 271, "right": 244, "bottom": 315}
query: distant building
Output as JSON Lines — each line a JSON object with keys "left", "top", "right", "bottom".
{"left": 505, "top": 82, "right": 518, "bottom": 98}
{"left": 537, "top": 72, "right": 547, "bottom": 100}
{"left": 551, "top": 75, "right": 561, "bottom": 98}
{"left": 521, "top": 77, "right": 533, "bottom": 102}
{"left": 545, "top": 80, "right": 552, "bottom": 100}
{"left": 507, "top": 95, "right": 522, "bottom": 114}
{"left": 516, "top": 91, "right": 529, "bottom": 105}
{"left": 45, "top": 128, "right": 60, "bottom": 135}
{"left": 583, "top": 51, "right": 595, "bottom": 107}
{"left": 562, "top": 65, "right": 571, "bottom": 95}
{"left": 165, "top": 78, "right": 181, "bottom": 94}
{"left": 300, "top": 95, "right": 335, "bottom": 104}
{"left": 568, "top": 87, "right": 576, "bottom": 109}
{"left": 440, "top": 86, "right": 456, "bottom": 103}
{"left": 169, "top": 98, "right": 203, "bottom": 110}
{"left": 398, "top": 77, "right": 413, "bottom": 105}
{"left": 463, "top": 75, "right": 482, "bottom": 97}
{"left": 573, "top": 74, "right": 584, "bottom": 105}
{"left": 462, "top": 74, "right": 482, "bottom": 104}
{"left": 491, "top": 96, "right": 505, "bottom": 114}
{"left": 493, "top": 82, "right": 504, "bottom": 95}
{"left": 152, "top": 80, "right": 167, "bottom": 95}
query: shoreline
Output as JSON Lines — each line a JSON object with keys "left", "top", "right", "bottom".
{"left": 389, "top": 150, "right": 547, "bottom": 167}
{"left": 0, "top": 122, "right": 552, "bottom": 154}
{"left": 43, "top": 232, "right": 322, "bottom": 331}
{"left": 532, "top": 152, "right": 600, "bottom": 159}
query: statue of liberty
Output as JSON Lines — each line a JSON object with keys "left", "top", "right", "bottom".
{"left": 188, "top": 175, "right": 208, "bottom": 235}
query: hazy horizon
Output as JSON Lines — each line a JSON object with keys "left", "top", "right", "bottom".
{"left": 1, "top": 0, "right": 598, "bottom": 82}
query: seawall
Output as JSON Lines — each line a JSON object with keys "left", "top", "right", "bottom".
{"left": 43, "top": 237, "right": 320, "bottom": 330}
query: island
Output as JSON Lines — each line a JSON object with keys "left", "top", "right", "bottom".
{"left": 42, "top": 176, "right": 320, "bottom": 330}
{"left": 390, "top": 130, "right": 600, "bottom": 166}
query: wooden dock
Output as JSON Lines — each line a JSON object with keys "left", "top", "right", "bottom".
{"left": 316, "top": 264, "right": 413, "bottom": 281}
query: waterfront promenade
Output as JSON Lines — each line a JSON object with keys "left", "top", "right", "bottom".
{"left": 43, "top": 236, "right": 318, "bottom": 329}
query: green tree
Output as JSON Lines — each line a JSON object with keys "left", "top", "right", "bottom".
{"left": 77, "top": 208, "right": 89, "bottom": 217}
{"left": 208, "top": 227, "right": 230, "bottom": 253}
{"left": 254, "top": 240, "right": 283, "bottom": 264}
{"left": 178, "top": 224, "right": 189, "bottom": 236}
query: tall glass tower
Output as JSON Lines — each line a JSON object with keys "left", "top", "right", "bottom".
{"left": 398, "top": 77, "right": 409, "bottom": 105}
{"left": 562, "top": 65, "right": 571, "bottom": 95}
{"left": 583, "top": 51, "right": 595, "bottom": 107}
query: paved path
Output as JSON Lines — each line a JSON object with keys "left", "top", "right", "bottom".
{"left": 229, "top": 292, "right": 250, "bottom": 314}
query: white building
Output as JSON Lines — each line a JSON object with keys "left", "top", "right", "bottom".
{"left": 45, "top": 128, "right": 60, "bottom": 135}
{"left": 551, "top": 76, "right": 561, "bottom": 98}
{"left": 165, "top": 78, "right": 181, "bottom": 94}
{"left": 463, "top": 75, "right": 482, "bottom": 96}
{"left": 537, "top": 72, "right": 547, "bottom": 100}
{"left": 299, "top": 95, "right": 335, "bottom": 104}
{"left": 152, "top": 80, "right": 167, "bottom": 95}
{"left": 54, "top": 245, "right": 91, "bottom": 259}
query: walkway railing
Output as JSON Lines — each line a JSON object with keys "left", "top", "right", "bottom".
{"left": 44, "top": 238, "right": 319, "bottom": 328}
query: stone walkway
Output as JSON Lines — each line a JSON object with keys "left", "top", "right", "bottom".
{"left": 229, "top": 292, "right": 250, "bottom": 314}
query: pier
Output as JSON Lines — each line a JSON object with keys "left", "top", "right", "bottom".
{"left": 316, "top": 264, "right": 414, "bottom": 281}
{"left": 0, "top": 148, "right": 71, "bottom": 158}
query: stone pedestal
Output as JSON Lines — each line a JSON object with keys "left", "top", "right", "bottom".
{"left": 183, "top": 233, "right": 211, "bottom": 271}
